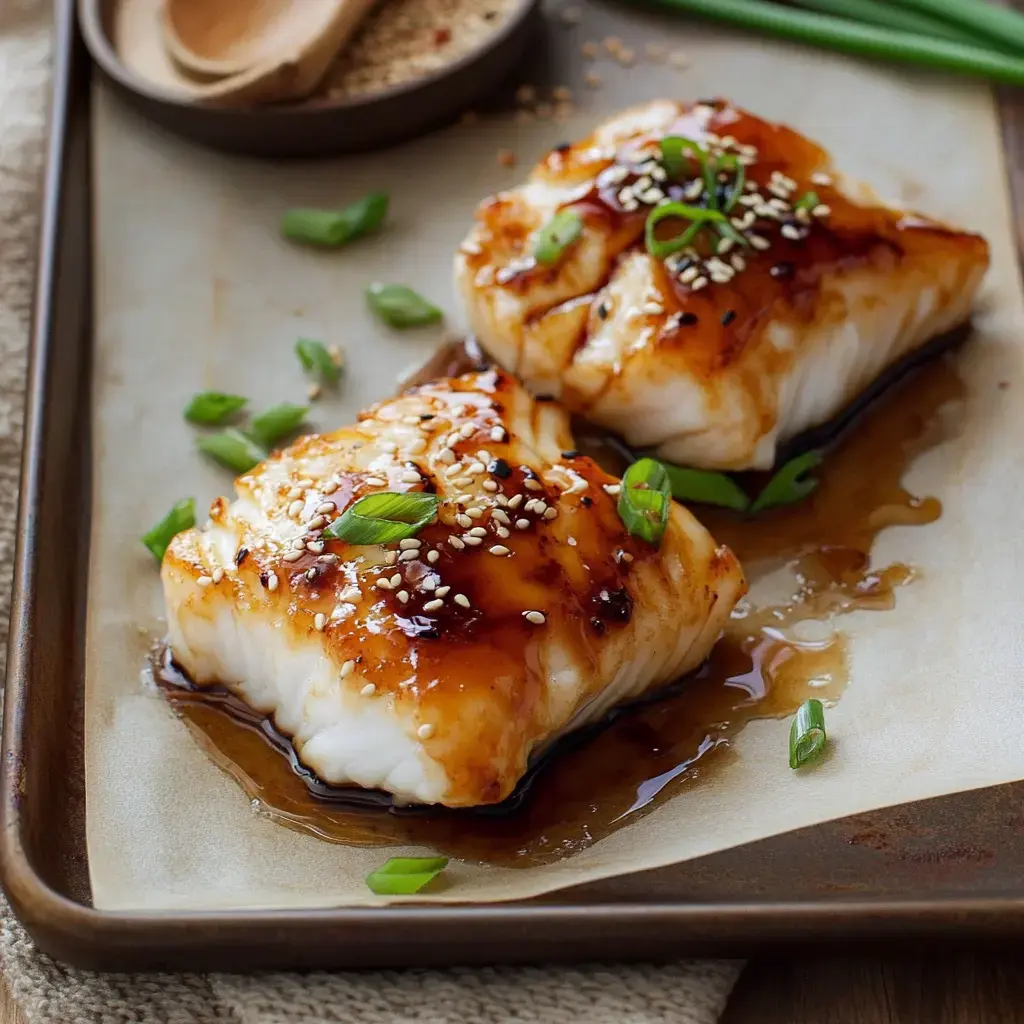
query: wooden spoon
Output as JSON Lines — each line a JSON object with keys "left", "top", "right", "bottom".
{"left": 160, "top": 0, "right": 378, "bottom": 105}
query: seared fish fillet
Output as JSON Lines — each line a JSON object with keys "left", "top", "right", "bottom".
{"left": 455, "top": 99, "right": 990, "bottom": 470}
{"left": 163, "top": 370, "right": 745, "bottom": 807}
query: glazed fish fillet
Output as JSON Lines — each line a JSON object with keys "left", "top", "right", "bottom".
{"left": 163, "top": 370, "right": 745, "bottom": 807}
{"left": 455, "top": 99, "right": 990, "bottom": 470}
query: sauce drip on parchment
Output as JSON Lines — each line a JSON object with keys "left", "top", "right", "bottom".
{"left": 157, "top": 341, "right": 964, "bottom": 867}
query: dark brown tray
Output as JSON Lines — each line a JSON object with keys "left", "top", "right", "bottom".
{"left": 5, "top": 0, "right": 1024, "bottom": 973}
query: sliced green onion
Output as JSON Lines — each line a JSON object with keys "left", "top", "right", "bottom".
{"left": 618, "top": 458, "right": 672, "bottom": 547}
{"left": 183, "top": 392, "right": 247, "bottom": 425}
{"left": 365, "top": 856, "right": 449, "bottom": 896}
{"left": 749, "top": 450, "right": 824, "bottom": 514}
{"left": 793, "top": 0, "right": 970, "bottom": 45}
{"left": 534, "top": 209, "right": 583, "bottom": 265}
{"left": 622, "top": 0, "right": 1024, "bottom": 87}
{"left": 715, "top": 220, "right": 750, "bottom": 249}
{"left": 250, "top": 403, "right": 309, "bottom": 450}
{"left": 716, "top": 153, "right": 746, "bottom": 213}
{"left": 663, "top": 464, "right": 751, "bottom": 512}
{"left": 645, "top": 202, "right": 725, "bottom": 261}
{"left": 281, "top": 192, "right": 389, "bottom": 248}
{"left": 366, "top": 284, "right": 444, "bottom": 329}
{"left": 141, "top": 497, "right": 195, "bottom": 562}
{"left": 196, "top": 428, "right": 267, "bottom": 475}
{"left": 324, "top": 491, "right": 439, "bottom": 544}
{"left": 659, "top": 135, "right": 708, "bottom": 179}
{"left": 789, "top": 698, "right": 827, "bottom": 769}
{"left": 296, "top": 338, "right": 342, "bottom": 384}
{"left": 891, "top": 0, "right": 1024, "bottom": 53}
{"left": 795, "top": 191, "right": 820, "bottom": 213}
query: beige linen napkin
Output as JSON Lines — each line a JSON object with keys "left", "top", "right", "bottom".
{"left": 0, "top": 0, "right": 740, "bottom": 1018}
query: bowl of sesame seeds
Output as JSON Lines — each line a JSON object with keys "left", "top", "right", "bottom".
{"left": 80, "top": 0, "right": 541, "bottom": 157}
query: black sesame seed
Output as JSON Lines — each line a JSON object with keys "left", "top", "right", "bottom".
{"left": 590, "top": 617, "right": 607, "bottom": 635}
{"left": 561, "top": 449, "right": 580, "bottom": 459}
{"left": 597, "top": 302, "right": 610, "bottom": 320}
{"left": 259, "top": 571, "right": 269, "bottom": 588}
{"left": 680, "top": 312, "right": 699, "bottom": 326}
{"left": 235, "top": 547, "right": 249, "bottom": 567}
{"left": 488, "top": 458, "right": 512, "bottom": 478}
{"left": 420, "top": 413, "right": 435, "bottom": 421}
{"left": 721, "top": 309, "right": 737, "bottom": 326}
{"left": 770, "top": 261, "right": 795, "bottom": 279}
{"left": 581, "top": 496, "right": 594, "bottom": 507}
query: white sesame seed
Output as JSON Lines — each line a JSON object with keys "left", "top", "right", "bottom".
{"left": 287, "top": 487, "right": 303, "bottom": 500}
{"left": 426, "top": 550, "right": 440, "bottom": 564}
{"left": 495, "top": 526, "right": 511, "bottom": 539}
{"left": 453, "top": 476, "right": 474, "bottom": 488}
{"left": 399, "top": 550, "right": 419, "bottom": 562}
{"left": 307, "top": 515, "right": 326, "bottom": 531}
{"left": 340, "top": 585, "right": 361, "bottom": 602}
{"left": 467, "top": 461, "right": 486, "bottom": 475}
{"left": 465, "top": 507, "right": 483, "bottom": 520}
{"left": 781, "top": 224, "right": 802, "bottom": 240}
{"left": 524, "top": 610, "right": 547, "bottom": 625}
{"left": 524, "top": 478, "right": 543, "bottom": 491}
{"left": 507, "top": 494, "right": 524, "bottom": 509}
{"left": 642, "top": 302, "right": 664, "bottom": 315}
{"left": 320, "top": 553, "right": 339, "bottom": 564}
{"left": 397, "top": 590, "right": 410, "bottom": 604}
{"left": 448, "top": 536, "right": 465, "bottom": 550}
{"left": 684, "top": 179, "right": 704, "bottom": 201}
{"left": 423, "top": 598, "right": 444, "bottom": 612}
{"left": 197, "top": 575, "right": 213, "bottom": 587}
{"left": 749, "top": 235, "right": 771, "bottom": 251}
{"left": 436, "top": 586, "right": 450, "bottom": 597}
{"left": 455, "top": 493, "right": 474, "bottom": 504}
{"left": 482, "top": 480, "right": 499, "bottom": 492}
{"left": 381, "top": 442, "right": 398, "bottom": 454}
{"left": 731, "top": 254, "right": 747, "bottom": 271}
{"left": 543, "top": 507, "right": 558, "bottom": 520}
{"left": 399, "top": 470, "right": 422, "bottom": 484}
{"left": 282, "top": 551, "right": 303, "bottom": 563}
{"left": 690, "top": 276, "right": 709, "bottom": 291}
{"left": 454, "top": 594, "right": 471, "bottom": 608}
{"left": 490, "top": 545, "right": 510, "bottom": 556}
{"left": 438, "top": 448, "right": 456, "bottom": 464}
{"left": 385, "top": 552, "right": 398, "bottom": 565}
{"left": 444, "top": 464, "right": 463, "bottom": 478}
{"left": 376, "top": 579, "right": 393, "bottom": 590}
{"left": 469, "top": 526, "right": 488, "bottom": 538}
{"left": 620, "top": 551, "right": 634, "bottom": 563}
{"left": 516, "top": 518, "right": 531, "bottom": 530}
{"left": 459, "top": 422, "right": 476, "bottom": 439}
{"left": 421, "top": 577, "right": 438, "bottom": 592}
{"left": 400, "top": 538, "right": 421, "bottom": 550}
{"left": 314, "top": 613, "right": 327, "bottom": 631}
{"left": 717, "top": 237, "right": 735, "bottom": 255}
{"left": 361, "top": 683, "right": 376, "bottom": 696}
{"left": 567, "top": 537, "right": 577, "bottom": 546}
{"left": 679, "top": 266, "right": 699, "bottom": 284}
{"left": 492, "top": 509, "right": 511, "bottom": 525}
{"left": 291, "top": 537, "right": 307, "bottom": 550}
{"left": 524, "top": 498, "right": 539, "bottom": 513}
{"left": 341, "top": 660, "right": 355, "bottom": 678}
{"left": 640, "top": 188, "right": 665, "bottom": 205}
{"left": 389, "top": 573, "right": 401, "bottom": 587}
{"left": 446, "top": 432, "right": 462, "bottom": 449}
{"left": 306, "top": 541, "right": 325, "bottom": 554}
{"left": 462, "top": 535, "right": 483, "bottom": 546}
{"left": 316, "top": 502, "right": 336, "bottom": 515}
{"left": 417, "top": 723, "right": 435, "bottom": 740}
{"left": 364, "top": 477, "right": 387, "bottom": 487}
{"left": 456, "top": 513, "right": 472, "bottom": 529}
{"left": 288, "top": 500, "right": 304, "bottom": 518}
{"left": 490, "top": 426, "right": 506, "bottom": 442}
{"left": 408, "top": 438, "right": 427, "bottom": 455}
{"left": 267, "top": 572, "right": 279, "bottom": 592}
{"left": 812, "top": 204, "right": 831, "bottom": 217}
{"left": 211, "top": 567, "right": 224, "bottom": 584}
{"left": 321, "top": 480, "right": 339, "bottom": 495}
{"left": 710, "top": 271, "right": 731, "bottom": 284}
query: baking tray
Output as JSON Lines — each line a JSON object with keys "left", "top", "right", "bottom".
{"left": 5, "top": 0, "right": 1024, "bottom": 972}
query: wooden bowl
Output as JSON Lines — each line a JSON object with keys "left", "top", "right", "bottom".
{"left": 78, "top": 0, "right": 541, "bottom": 158}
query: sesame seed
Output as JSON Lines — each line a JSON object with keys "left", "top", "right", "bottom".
{"left": 690, "top": 276, "right": 709, "bottom": 291}
{"left": 314, "top": 613, "right": 327, "bottom": 632}
{"left": 619, "top": 551, "right": 634, "bottom": 564}
{"left": 376, "top": 578, "right": 393, "bottom": 591}
{"left": 316, "top": 502, "right": 336, "bottom": 515}
{"left": 717, "top": 237, "right": 735, "bottom": 255}
{"left": 642, "top": 301, "right": 664, "bottom": 315}
{"left": 341, "top": 660, "right": 355, "bottom": 678}
{"left": 408, "top": 438, "right": 427, "bottom": 455}
{"left": 197, "top": 575, "right": 213, "bottom": 587}
{"left": 400, "top": 538, "right": 422, "bottom": 550}
{"left": 811, "top": 171, "right": 833, "bottom": 186}
{"left": 454, "top": 513, "right": 471, "bottom": 529}
{"left": 524, "top": 478, "right": 543, "bottom": 491}
{"left": 399, "top": 470, "right": 421, "bottom": 484}
{"left": 340, "top": 585, "right": 361, "bottom": 602}
{"left": 360, "top": 683, "right": 376, "bottom": 696}
{"left": 507, "top": 494, "right": 524, "bottom": 509}
{"left": 679, "top": 265, "right": 699, "bottom": 284}
{"left": 397, "top": 590, "right": 410, "bottom": 604}
{"left": 466, "top": 507, "right": 485, "bottom": 520}
{"left": 492, "top": 509, "right": 511, "bottom": 525}
{"left": 287, "top": 487, "right": 303, "bottom": 500}
{"left": 426, "top": 550, "right": 440, "bottom": 564}
{"left": 364, "top": 477, "right": 387, "bottom": 487}
{"left": 453, "top": 594, "right": 471, "bottom": 608}
{"left": 516, "top": 518, "right": 531, "bottom": 530}
{"left": 812, "top": 204, "right": 831, "bottom": 217}
{"left": 448, "top": 536, "right": 465, "bottom": 550}
{"left": 749, "top": 235, "right": 771, "bottom": 250}
{"left": 418, "top": 723, "right": 435, "bottom": 739}
{"left": 490, "top": 426, "right": 506, "bottom": 442}
{"left": 423, "top": 598, "right": 444, "bottom": 612}
{"left": 381, "top": 441, "right": 398, "bottom": 454}
{"left": 320, "top": 553, "right": 339, "bottom": 564}
{"left": 421, "top": 577, "right": 438, "bottom": 592}
{"left": 385, "top": 552, "right": 398, "bottom": 565}
{"left": 524, "top": 610, "right": 547, "bottom": 625}
{"left": 482, "top": 480, "right": 499, "bottom": 492}
{"left": 453, "top": 476, "right": 474, "bottom": 488}
{"left": 543, "top": 507, "right": 558, "bottom": 520}
{"left": 402, "top": 415, "right": 421, "bottom": 426}
{"left": 267, "top": 572, "right": 279, "bottom": 592}
{"left": 307, "top": 515, "right": 326, "bottom": 531}
{"left": 436, "top": 586, "right": 450, "bottom": 597}
{"left": 282, "top": 551, "right": 303, "bottom": 563}
{"left": 496, "top": 526, "right": 511, "bottom": 539}
{"left": 490, "top": 545, "right": 510, "bottom": 556}
{"left": 211, "top": 567, "right": 224, "bottom": 584}
{"left": 438, "top": 447, "right": 456, "bottom": 464}
{"left": 306, "top": 541, "right": 325, "bottom": 554}
{"left": 322, "top": 480, "right": 339, "bottom": 495}
{"left": 567, "top": 537, "right": 577, "bottom": 547}
{"left": 460, "top": 422, "right": 476, "bottom": 439}
{"left": 462, "top": 535, "right": 483, "bottom": 546}
{"left": 399, "top": 550, "right": 419, "bottom": 562}
{"left": 390, "top": 573, "right": 402, "bottom": 587}
{"left": 292, "top": 537, "right": 307, "bottom": 550}
{"left": 288, "top": 500, "right": 304, "bottom": 518}
{"left": 781, "top": 224, "right": 803, "bottom": 240}
{"left": 444, "top": 464, "right": 463, "bottom": 478}
{"left": 297, "top": 479, "right": 313, "bottom": 488}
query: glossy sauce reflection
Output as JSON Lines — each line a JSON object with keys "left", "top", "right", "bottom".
{"left": 159, "top": 343, "right": 964, "bottom": 867}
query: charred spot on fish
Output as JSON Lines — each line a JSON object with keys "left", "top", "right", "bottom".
{"left": 235, "top": 547, "right": 250, "bottom": 567}
{"left": 488, "top": 458, "right": 512, "bottom": 478}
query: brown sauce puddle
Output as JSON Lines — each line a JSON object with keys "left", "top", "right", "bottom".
{"left": 158, "top": 339, "right": 966, "bottom": 867}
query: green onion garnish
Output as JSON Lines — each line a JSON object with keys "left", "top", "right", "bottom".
{"left": 645, "top": 202, "right": 726, "bottom": 261}
{"left": 627, "top": 0, "right": 1024, "bottom": 86}
{"left": 789, "top": 698, "right": 827, "bottom": 769}
{"left": 249, "top": 403, "right": 309, "bottom": 450}
{"left": 749, "top": 450, "right": 823, "bottom": 514}
{"left": 716, "top": 153, "right": 746, "bottom": 213}
{"left": 795, "top": 191, "right": 820, "bottom": 213}
{"left": 196, "top": 428, "right": 267, "bottom": 475}
{"left": 533, "top": 209, "right": 583, "bottom": 265}
{"left": 324, "top": 491, "right": 439, "bottom": 545}
{"left": 794, "top": 0, "right": 968, "bottom": 45}
{"left": 366, "top": 284, "right": 444, "bottom": 329}
{"left": 281, "top": 192, "right": 389, "bottom": 248}
{"left": 662, "top": 464, "right": 751, "bottom": 512}
{"left": 141, "top": 497, "right": 195, "bottom": 562}
{"left": 365, "top": 856, "right": 449, "bottom": 896}
{"left": 618, "top": 458, "right": 673, "bottom": 547}
{"left": 183, "top": 392, "right": 247, "bottom": 425}
{"left": 295, "top": 338, "right": 342, "bottom": 384}
{"left": 659, "top": 136, "right": 708, "bottom": 179}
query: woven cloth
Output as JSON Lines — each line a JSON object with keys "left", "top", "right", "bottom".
{"left": 0, "top": 1, "right": 741, "bottom": 1019}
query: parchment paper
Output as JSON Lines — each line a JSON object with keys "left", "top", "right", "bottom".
{"left": 86, "top": 1, "right": 1024, "bottom": 910}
